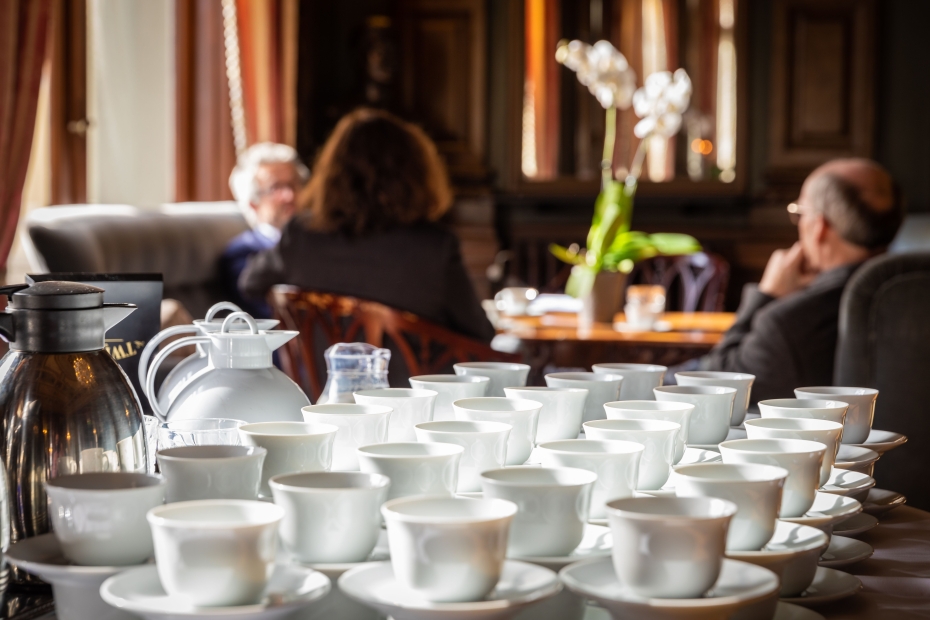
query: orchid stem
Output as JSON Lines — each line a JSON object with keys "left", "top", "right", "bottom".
{"left": 601, "top": 107, "right": 617, "bottom": 189}
{"left": 629, "top": 135, "right": 649, "bottom": 182}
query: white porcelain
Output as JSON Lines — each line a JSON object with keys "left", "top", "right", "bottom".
{"left": 592, "top": 363, "right": 666, "bottom": 400}
{"left": 302, "top": 537, "right": 389, "bottom": 620}
{"left": 354, "top": 388, "right": 437, "bottom": 442}
{"left": 269, "top": 471, "right": 390, "bottom": 564}
{"left": 45, "top": 472, "right": 165, "bottom": 566}
{"left": 157, "top": 445, "right": 266, "bottom": 502}
{"left": 504, "top": 387, "right": 588, "bottom": 443}
{"left": 678, "top": 447, "right": 723, "bottom": 464}
{"left": 536, "top": 440, "right": 643, "bottom": 518}
{"left": 781, "top": 566, "right": 862, "bottom": 606}
{"left": 495, "top": 287, "right": 539, "bottom": 315}
{"left": 157, "top": 418, "right": 245, "bottom": 450}
{"left": 6, "top": 534, "right": 135, "bottom": 620}
{"left": 745, "top": 418, "right": 844, "bottom": 487}
{"left": 301, "top": 404, "right": 391, "bottom": 471}
{"left": 410, "top": 375, "right": 490, "bottom": 421}
{"left": 480, "top": 466, "right": 596, "bottom": 557}
{"left": 655, "top": 385, "right": 736, "bottom": 446}
{"left": 239, "top": 422, "right": 337, "bottom": 497}
{"left": 338, "top": 560, "right": 561, "bottom": 620}
{"left": 381, "top": 496, "right": 518, "bottom": 603}
{"left": 832, "top": 512, "right": 878, "bottom": 537}
{"left": 758, "top": 399, "right": 849, "bottom": 430}
{"left": 725, "top": 520, "right": 828, "bottom": 596}
{"left": 584, "top": 419, "right": 678, "bottom": 490}
{"left": 794, "top": 387, "right": 878, "bottom": 445}
{"left": 819, "top": 535, "right": 873, "bottom": 568}
{"left": 778, "top": 492, "right": 863, "bottom": 529}
{"left": 415, "top": 421, "right": 510, "bottom": 492}
{"left": 820, "top": 468, "right": 875, "bottom": 502}
{"left": 849, "top": 428, "right": 908, "bottom": 454}
{"left": 510, "top": 523, "right": 611, "bottom": 570}
{"left": 545, "top": 372, "right": 623, "bottom": 423}
{"left": 719, "top": 439, "right": 825, "bottom": 517}
{"left": 863, "top": 488, "right": 906, "bottom": 515}
{"left": 834, "top": 444, "right": 880, "bottom": 477}
{"left": 357, "top": 442, "right": 462, "bottom": 501}
{"left": 454, "top": 362, "right": 531, "bottom": 397}
{"left": 453, "top": 397, "right": 541, "bottom": 465}
{"left": 603, "top": 400, "right": 695, "bottom": 463}
{"left": 772, "top": 602, "right": 827, "bottom": 620}
{"left": 675, "top": 371, "right": 755, "bottom": 426}
{"left": 146, "top": 500, "right": 284, "bottom": 607}
{"left": 100, "top": 563, "right": 330, "bottom": 620}
{"left": 673, "top": 463, "right": 788, "bottom": 551}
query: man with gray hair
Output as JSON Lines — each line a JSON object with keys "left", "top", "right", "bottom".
{"left": 222, "top": 142, "right": 310, "bottom": 316}
{"left": 699, "top": 158, "right": 904, "bottom": 403}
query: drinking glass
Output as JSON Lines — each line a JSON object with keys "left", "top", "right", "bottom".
{"left": 624, "top": 285, "right": 666, "bottom": 329}
{"left": 158, "top": 418, "right": 245, "bottom": 450}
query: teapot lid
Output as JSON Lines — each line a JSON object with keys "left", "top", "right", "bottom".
{"left": 8, "top": 281, "right": 104, "bottom": 310}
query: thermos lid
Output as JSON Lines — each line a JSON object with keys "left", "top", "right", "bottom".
{"left": 8, "top": 281, "right": 104, "bottom": 310}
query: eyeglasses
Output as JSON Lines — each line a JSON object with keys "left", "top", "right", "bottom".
{"left": 257, "top": 181, "right": 301, "bottom": 198}
{"left": 787, "top": 202, "right": 814, "bottom": 225}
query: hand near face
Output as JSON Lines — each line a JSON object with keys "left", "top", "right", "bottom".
{"left": 758, "top": 242, "right": 817, "bottom": 298}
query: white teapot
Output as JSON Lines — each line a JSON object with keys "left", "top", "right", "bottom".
{"left": 145, "top": 312, "right": 309, "bottom": 423}
{"left": 138, "top": 302, "right": 280, "bottom": 411}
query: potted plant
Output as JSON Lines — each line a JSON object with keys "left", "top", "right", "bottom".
{"left": 549, "top": 40, "right": 701, "bottom": 324}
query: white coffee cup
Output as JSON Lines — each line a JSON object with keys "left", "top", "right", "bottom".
{"left": 583, "top": 419, "right": 679, "bottom": 490}
{"left": 414, "top": 421, "right": 510, "bottom": 492}
{"left": 745, "top": 418, "right": 844, "bottom": 487}
{"left": 673, "top": 463, "right": 787, "bottom": 551}
{"left": 353, "top": 388, "right": 437, "bottom": 442}
{"left": 494, "top": 287, "right": 538, "bottom": 316}
{"left": 604, "top": 400, "right": 695, "bottom": 463}
{"left": 238, "top": 421, "right": 338, "bottom": 497}
{"left": 452, "top": 397, "right": 541, "bottom": 465}
{"left": 147, "top": 499, "right": 282, "bottom": 606}
{"left": 718, "top": 438, "right": 825, "bottom": 517}
{"left": 674, "top": 371, "right": 755, "bottom": 427}
{"left": 592, "top": 363, "right": 666, "bottom": 400}
{"left": 480, "top": 466, "right": 596, "bottom": 557}
{"left": 157, "top": 445, "right": 266, "bottom": 503}
{"left": 269, "top": 471, "right": 390, "bottom": 564}
{"left": 654, "top": 385, "right": 736, "bottom": 445}
{"left": 357, "top": 442, "right": 462, "bottom": 501}
{"left": 301, "top": 404, "right": 392, "bottom": 471}
{"left": 45, "top": 473, "right": 165, "bottom": 566}
{"left": 409, "top": 375, "right": 490, "bottom": 422}
{"left": 794, "top": 387, "right": 878, "bottom": 445}
{"left": 503, "top": 386, "right": 588, "bottom": 443}
{"left": 454, "top": 362, "right": 531, "bottom": 397}
{"left": 536, "top": 439, "right": 643, "bottom": 518}
{"left": 545, "top": 372, "right": 623, "bottom": 423}
{"left": 758, "top": 398, "right": 849, "bottom": 430}
{"left": 381, "top": 496, "right": 517, "bottom": 602}
{"left": 606, "top": 496, "right": 737, "bottom": 599}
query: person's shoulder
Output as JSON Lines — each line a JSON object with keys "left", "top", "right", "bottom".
{"left": 223, "top": 229, "right": 263, "bottom": 257}
{"left": 756, "top": 276, "right": 847, "bottom": 327}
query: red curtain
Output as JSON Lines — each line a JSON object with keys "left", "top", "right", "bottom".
{"left": 0, "top": 0, "right": 51, "bottom": 271}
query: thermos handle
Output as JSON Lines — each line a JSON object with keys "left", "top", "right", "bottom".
{"left": 204, "top": 302, "right": 243, "bottom": 322}
{"left": 145, "top": 335, "right": 211, "bottom": 422}
{"left": 0, "top": 284, "right": 27, "bottom": 343}
{"left": 221, "top": 312, "right": 259, "bottom": 334}
{"left": 137, "top": 325, "right": 200, "bottom": 396}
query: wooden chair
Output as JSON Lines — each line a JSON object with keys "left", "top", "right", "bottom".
{"left": 628, "top": 252, "right": 730, "bottom": 312}
{"left": 269, "top": 285, "right": 520, "bottom": 401}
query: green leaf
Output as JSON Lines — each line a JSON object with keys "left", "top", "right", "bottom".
{"left": 548, "top": 243, "right": 584, "bottom": 266}
{"left": 648, "top": 233, "right": 702, "bottom": 255}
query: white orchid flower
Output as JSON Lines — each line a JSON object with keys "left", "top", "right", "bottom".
{"left": 632, "top": 68, "right": 692, "bottom": 138}
{"left": 556, "top": 40, "right": 636, "bottom": 110}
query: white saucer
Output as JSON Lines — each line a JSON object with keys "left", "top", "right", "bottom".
{"left": 688, "top": 427, "right": 745, "bottom": 450}
{"left": 833, "top": 512, "right": 879, "bottom": 537}
{"left": 512, "top": 524, "right": 611, "bottom": 571}
{"left": 834, "top": 445, "right": 880, "bottom": 476}
{"left": 456, "top": 492, "right": 485, "bottom": 499}
{"left": 773, "top": 602, "right": 825, "bottom": 620}
{"left": 614, "top": 320, "right": 672, "bottom": 333}
{"left": 779, "top": 492, "right": 862, "bottom": 529}
{"left": 634, "top": 487, "right": 677, "bottom": 498}
{"left": 303, "top": 528, "right": 390, "bottom": 575}
{"left": 781, "top": 567, "right": 861, "bottom": 606}
{"left": 819, "top": 468, "right": 875, "bottom": 502}
{"left": 678, "top": 447, "right": 723, "bottom": 464}
{"left": 819, "top": 535, "right": 873, "bottom": 568}
{"left": 848, "top": 429, "right": 907, "bottom": 455}
{"left": 5, "top": 533, "right": 136, "bottom": 620}
{"left": 726, "top": 521, "right": 827, "bottom": 597}
{"left": 100, "top": 564, "right": 330, "bottom": 620}
{"left": 863, "top": 488, "right": 906, "bottom": 515}
{"left": 560, "top": 557, "right": 779, "bottom": 620}
{"left": 338, "top": 560, "right": 561, "bottom": 620}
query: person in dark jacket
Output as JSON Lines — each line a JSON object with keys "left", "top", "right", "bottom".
{"left": 239, "top": 108, "right": 494, "bottom": 343}
{"left": 698, "top": 158, "right": 903, "bottom": 404}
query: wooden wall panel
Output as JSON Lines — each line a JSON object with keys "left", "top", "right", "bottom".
{"left": 49, "top": 0, "right": 87, "bottom": 205}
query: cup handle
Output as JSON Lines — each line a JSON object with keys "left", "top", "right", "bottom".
{"left": 137, "top": 325, "right": 200, "bottom": 396}
{"left": 145, "top": 335, "right": 212, "bottom": 421}
{"left": 204, "top": 301, "right": 243, "bottom": 322}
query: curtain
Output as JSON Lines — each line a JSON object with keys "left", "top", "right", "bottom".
{"left": 0, "top": 0, "right": 52, "bottom": 271}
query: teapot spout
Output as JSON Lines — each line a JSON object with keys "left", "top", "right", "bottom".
{"left": 263, "top": 330, "right": 298, "bottom": 352}
{"left": 103, "top": 304, "right": 136, "bottom": 332}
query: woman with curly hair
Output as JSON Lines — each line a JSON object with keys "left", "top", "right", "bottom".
{"left": 240, "top": 107, "right": 494, "bottom": 342}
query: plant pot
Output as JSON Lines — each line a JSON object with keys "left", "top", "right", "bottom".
{"left": 580, "top": 270, "right": 627, "bottom": 325}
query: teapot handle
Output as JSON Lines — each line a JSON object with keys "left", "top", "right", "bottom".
{"left": 137, "top": 325, "right": 200, "bottom": 396}
{"left": 145, "top": 335, "right": 211, "bottom": 422}
{"left": 221, "top": 312, "right": 259, "bottom": 334}
{"left": 204, "top": 302, "right": 243, "bottom": 322}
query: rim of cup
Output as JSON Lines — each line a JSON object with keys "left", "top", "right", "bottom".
{"left": 159, "top": 418, "right": 245, "bottom": 431}
{"left": 604, "top": 400, "right": 696, "bottom": 413}
{"left": 147, "top": 499, "right": 284, "bottom": 529}
{"left": 718, "top": 438, "right": 827, "bottom": 455}
{"left": 238, "top": 421, "right": 339, "bottom": 437}
{"left": 537, "top": 439, "right": 645, "bottom": 456}
{"left": 583, "top": 419, "right": 681, "bottom": 433}
{"left": 410, "top": 374, "right": 491, "bottom": 384}
{"left": 269, "top": 471, "right": 390, "bottom": 493}
{"left": 357, "top": 442, "right": 464, "bottom": 459}
{"left": 745, "top": 418, "right": 844, "bottom": 433}
{"left": 673, "top": 462, "right": 789, "bottom": 484}
{"left": 503, "top": 386, "right": 589, "bottom": 395}
{"left": 45, "top": 472, "right": 164, "bottom": 492}
{"left": 354, "top": 388, "right": 438, "bottom": 399}
{"left": 655, "top": 385, "right": 738, "bottom": 396}
{"left": 480, "top": 466, "right": 597, "bottom": 488}
{"left": 415, "top": 420, "right": 512, "bottom": 435}
{"left": 795, "top": 386, "right": 879, "bottom": 397}
{"left": 675, "top": 371, "right": 755, "bottom": 381}
{"left": 592, "top": 363, "right": 667, "bottom": 373}
{"left": 758, "top": 398, "right": 848, "bottom": 411}
{"left": 454, "top": 362, "right": 531, "bottom": 371}
{"left": 606, "top": 496, "right": 738, "bottom": 520}
{"left": 546, "top": 372, "right": 623, "bottom": 382}
{"left": 156, "top": 445, "right": 266, "bottom": 461}
{"left": 302, "top": 404, "right": 393, "bottom": 416}
{"left": 381, "top": 495, "right": 517, "bottom": 523}
{"left": 453, "top": 397, "right": 542, "bottom": 412}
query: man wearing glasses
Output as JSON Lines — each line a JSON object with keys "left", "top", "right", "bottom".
{"left": 699, "top": 158, "right": 903, "bottom": 403}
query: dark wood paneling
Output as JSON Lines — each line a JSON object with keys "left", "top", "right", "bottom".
{"left": 49, "top": 0, "right": 87, "bottom": 205}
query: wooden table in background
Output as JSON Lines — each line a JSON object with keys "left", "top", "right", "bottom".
{"left": 499, "top": 312, "right": 736, "bottom": 383}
